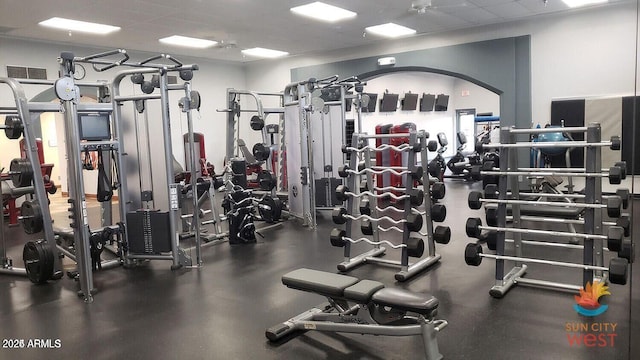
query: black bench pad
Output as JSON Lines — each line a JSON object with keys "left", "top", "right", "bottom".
{"left": 372, "top": 288, "right": 439, "bottom": 316}
{"left": 485, "top": 203, "right": 582, "bottom": 219}
{"left": 344, "top": 280, "right": 385, "bottom": 303}
{"left": 282, "top": 268, "right": 359, "bottom": 297}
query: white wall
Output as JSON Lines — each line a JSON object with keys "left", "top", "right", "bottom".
{"left": 245, "top": 3, "right": 637, "bottom": 127}
{"left": 0, "top": 37, "right": 246, "bottom": 194}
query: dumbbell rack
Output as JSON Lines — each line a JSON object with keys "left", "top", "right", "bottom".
{"left": 333, "top": 130, "right": 450, "bottom": 282}
{"left": 465, "top": 124, "right": 629, "bottom": 298}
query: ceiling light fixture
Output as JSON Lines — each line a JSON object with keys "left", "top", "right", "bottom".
{"left": 290, "top": 2, "right": 357, "bottom": 22}
{"left": 38, "top": 17, "right": 120, "bottom": 35}
{"left": 365, "top": 23, "right": 417, "bottom": 38}
{"left": 561, "top": 0, "right": 608, "bottom": 8}
{"left": 241, "top": 47, "right": 289, "bottom": 59}
{"left": 159, "top": 35, "right": 218, "bottom": 49}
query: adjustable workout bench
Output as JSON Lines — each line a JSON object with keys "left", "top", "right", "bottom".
{"left": 266, "top": 268, "right": 447, "bottom": 360}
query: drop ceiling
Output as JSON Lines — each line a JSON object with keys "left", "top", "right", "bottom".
{"left": 0, "top": 0, "right": 633, "bottom": 62}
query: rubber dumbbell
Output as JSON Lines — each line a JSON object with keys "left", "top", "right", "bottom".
{"left": 616, "top": 215, "right": 630, "bottom": 237}
{"left": 617, "top": 239, "right": 634, "bottom": 263}
{"left": 430, "top": 182, "right": 445, "bottom": 200}
{"left": 360, "top": 180, "right": 368, "bottom": 192}
{"left": 335, "top": 185, "right": 349, "bottom": 202}
{"left": 330, "top": 228, "right": 346, "bottom": 247}
{"left": 484, "top": 184, "right": 498, "bottom": 199}
{"left": 466, "top": 217, "right": 483, "bottom": 238}
{"left": 332, "top": 207, "right": 347, "bottom": 225}
{"left": 608, "top": 166, "right": 622, "bottom": 185}
{"left": 410, "top": 189, "right": 424, "bottom": 206}
{"left": 361, "top": 219, "right": 373, "bottom": 235}
{"left": 616, "top": 188, "right": 630, "bottom": 209}
{"left": 359, "top": 197, "right": 371, "bottom": 215}
{"left": 468, "top": 191, "right": 484, "bottom": 210}
{"left": 338, "top": 164, "right": 351, "bottom": 178}
{"left": 431, "top": 204, "right": 446, "bottom": 222}
{"left": 411, "top": 166, "right": 424, "bottom": 180}
{"left": 434, "top": 226, "right": 451, "bottom": 244}
{"left": 406, "top": 237, "right": 425, "bottom": 258}
{"left": 614, "top": 161, "right": 627, "bottom": 179}
{"left": 610, "top": 136, "right": 621, "bottom": 150}
{"left": 406, "top": 213, "right": 423, "bottom": 232}
{"left": 464, "top": 243, "right": 483, "bottom": 266}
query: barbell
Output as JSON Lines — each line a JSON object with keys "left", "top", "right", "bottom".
{"left": 468, "top": 190, "right": 622, "bottom": 218}
{"left": 465, "top": 217, "right": 624, "bottom": 252}
{"left": 335, "top": 185, "right": 423, "bottom": 206}
{"left": 329, "top": 228, "right": 425, "bottom": 258}
{"left": 331, "top": 207, "right": 423, "bottom": 232}
{"left": 463, "top": 242, "right": 628, "bottom": 285}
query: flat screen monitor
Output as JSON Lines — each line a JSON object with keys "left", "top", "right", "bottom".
{"left": 79, "top": 113, "right": 111, "bottom": 141}
{"left": 401, "top": 93, "right": 418, "bottom": 111}
{"left": 380, "top": 93, "right": 399, "bottom": 112}
{"left": 362, "top": 93, "right": 378, "bottom": 113}
{"left": 435, "top": 94, "right": 449, "bottom": 111}
{"left": 420, "top": 93, "right": 436, "bottom": 112}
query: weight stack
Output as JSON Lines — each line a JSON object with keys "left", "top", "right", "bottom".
{"left": 126, "top": 210, "right": 172, "bottom": 253}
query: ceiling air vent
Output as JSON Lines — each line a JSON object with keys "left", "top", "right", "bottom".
{"left": 6, "top": 65, "right": 48, "bottom": 80}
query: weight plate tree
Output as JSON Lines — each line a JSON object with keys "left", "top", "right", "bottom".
{"left": 0, "top": 77, "right": 62, "bottom": 284}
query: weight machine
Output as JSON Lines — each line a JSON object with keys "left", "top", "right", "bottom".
{"left": 282, "top": 76, "right": 365, "bottom": 227}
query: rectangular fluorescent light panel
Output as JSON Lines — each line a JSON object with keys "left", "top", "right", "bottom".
{"left": 290, "top": 2, "right": 357, "bottom": 22}
{"left": 365, "top": 23, "right": 416, "bottom": 38}
{"left": 242, "top": 47, "right": 289, "bottom": 58}
{"left": 159, "top": 35, "right": 217, "bottom": 49}
{"left": 562, "top": 0, "right": 607, "bottom": 7}
{"left": 39, "top": 17, "right": 120, "bottom": 35}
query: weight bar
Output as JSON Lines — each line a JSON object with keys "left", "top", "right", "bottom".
{"left": 23, "top": 240, "right": 55, "bottom": 284}
{"left": 478, "top": 136, "right": 621, "bottom": 150}
{"left": 485, "top": 207, "right": 631, "bottom": 236}
{"left": 332, "top": 207, "right": 423, "bottom": 231}
{"left": 431, "top": 182, "right": 445, "bottom": 200}
{"left": 465, "top": 217, "right": 624, "bottom": 252}
{"left": 463, "top": 243, "right": 628, "bottom": 285}
{"left": 250, "top": 115, "right": 265, "bottom": 131}
{"left": 486, "top": 236, "right": 627, "bottom": 258}
{"left": 342, "top": 143, "right": 420, "bottom": 154}
{"left": 20, "top": 200, "right": 44, "bottom": 234}
{"left": 252, "top": 143, "right": 271, "bottom": 161}
{"left": 484, "top": 185, "right": 630, "bottom": 209}
{"left": 9, "top": 158, "right": 34, "bottom": 188}
{"left": 468, "top": 191, "right": 622, "bottom": 218}
{"left": 257, "top": 170, "right": 276, "bottom": 191}
{"left": 337, "top": 164, "right": 420, "bottom": 178}
{"left": 329, "top": 228, "right": 424, "bottom": 257}
{"left": 335, "top": 185, "right": 423, "bottom": 205}
{"left": 472, "top": 165, "right": 624, "bottom": 185}
{"left": 2, "top": 115, "right": 23, "bottom": 139}
{"left": 516, "top": 166, "right": 626, "bottom": 180}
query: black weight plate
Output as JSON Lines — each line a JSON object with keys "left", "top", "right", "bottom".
{"left": 23, "top": 240, "right": 54, "bottom": 284}
{"left": 20, "top": 200, "right": 44, "bottom": 234}
{"left": 259, "top": 196, "right": 282, "bottom": 223}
